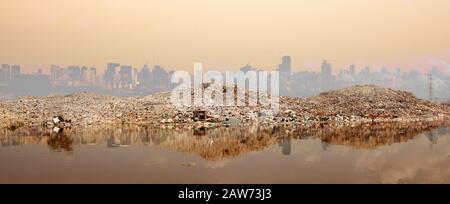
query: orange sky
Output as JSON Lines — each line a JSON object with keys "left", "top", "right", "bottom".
{"left": 1, "top": 0, "right": 450, "bottom": 73}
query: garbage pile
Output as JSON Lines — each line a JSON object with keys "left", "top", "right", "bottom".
{"left": 302, "top": 85, "right": 450, "bottom": 122}
{"left": 0, "top": 85, "right": 449, "bottom": 129}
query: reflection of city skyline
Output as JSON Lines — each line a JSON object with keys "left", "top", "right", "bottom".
{"left": 1, "top": 122, "right": 448, "bottom": 160}
{"left": 1, "top": 56, "right": 449, "bottom": 100}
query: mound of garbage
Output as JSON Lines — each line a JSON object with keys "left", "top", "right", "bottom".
{"left": 0, "top": 85, "right": 449, "bottom": 129}
{"left": 281, "top": 85, "right": 450, "bottom": 123}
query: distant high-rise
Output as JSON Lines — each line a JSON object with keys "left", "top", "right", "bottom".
{"left": 104, "top": 63, "right": 119, "bottom": 82}
{"left": 320, "top": 60, "right": 332, "bottom": 91}
{"left": 1, "top": 64, "right": 11, "bottom": 83}
{"left": 132, "top": 67, "right": 138, "bottom": 88}
{"left": 50, "top": 65, "right": 61, "bottom": 81}
{"left": 278, "top": 56, "right": 292, "bottom": 95}
{"left": 278, "top": 56, "right": 291, "bottom": 77}
{"left": 138, "top": 64, "right": 151, "bottom": 86}
{"left": 119, "top": 65, "right": 133, "bottom": 89}
{"left": 152, "top": 65, "right": 169, "bottom": 90}
{"left": 321, "top": 60, "right": 332, "bottom": 77}
{"left": 358, "top": 66, "right": 371, "bottom": 84}
{"left": 67, "top": 66, "right": 81, "bottom": 81}
{"left": 119, "top": 65, "right": 132, "bottom": 83}
{"left": 349, "top": 64, "right": 356, "bottom": 77}
{"left": 11, "top": 64, "right": 21, "bottom": 80}
{"left": 81, "top": 66, "right": 88, "bottom": 82}
{"left": 90, "top": 67, "right": 97, "bottom": 85}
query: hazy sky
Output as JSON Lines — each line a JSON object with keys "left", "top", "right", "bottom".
{"left": 1, "top": 0, "right": 450, "bottom": 73}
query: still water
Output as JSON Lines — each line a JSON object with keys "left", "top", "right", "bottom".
{"left": 1, "top": 122, "right": 450, "bottom": 183}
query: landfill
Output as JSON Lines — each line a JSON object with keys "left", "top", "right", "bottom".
{"left": 0, "top": 85, "right": 449, "bottom": 129}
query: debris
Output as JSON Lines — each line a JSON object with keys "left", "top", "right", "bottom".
{"left": 52, "top": 117, "right": 61, "bottom": 124}
{"left": 0, "top": 85, "right": 449, "bottom": 128}
{"left": 193, "top": 110, "right": 207, "bottom": 121}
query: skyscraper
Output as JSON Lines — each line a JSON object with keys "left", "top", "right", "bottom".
{"left": 278, "top": 56, "right": 292, "bottom": 95}
{"left": 119, "top": 65, "right": 133, "bottom": 88}
{"left": 11, "top": 64, "right": 21, "bottom": 80}
{"left": 50, "top": 65, "right": 61, "bottom": 81}
{"left": 359, "top": 66, "right": 371, "bottom": 85}
{"left": 349, "top": 64, "right": 356, "bottom": 77}
{"left": 278, "top": 56, "right": 291, "bottom": 78}
{"left": 80, "top": 66, "right": 88, "bottom": 83}
{"left": 90, "top": 67, "right": 97, "bottom": 85}
{"left": 320, "top": 60, "right": 332, "bottom": 91}
{"left": 104, "top": 63, "right": 119, "bottom": 83}
{"left": 67, "top": 66, "right": 81, "bottom": 81}
{"left": 152, "top": 65, "right": 169, "bottom": 90}
{"left": 119, "top": 65, "right": 132, "bottom": 83}
{"left": 1, "top": 64, "right": 11, "bottom": 83}
{"left": 138, "top": 64, "right": 151, "bottom": 86}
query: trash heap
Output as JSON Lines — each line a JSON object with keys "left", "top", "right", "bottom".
{"left": 301, "top": 85, "right": 449, "bottom": 122}
{"left": 0, "top": 85, "right": 449, "bottom": 129}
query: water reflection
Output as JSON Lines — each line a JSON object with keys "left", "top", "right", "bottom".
{"left": 0, "top": 121, "right": 449, "bottom": 160}
{"left": 1, "top": 121, "right": 450, "bottom": 183}
{"left": 47, "top": 132, "right": 73, "bottom": 152}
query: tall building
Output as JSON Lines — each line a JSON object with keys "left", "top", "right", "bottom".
{"left": 320, "top": 60, "right": 332, "bottom": 91}
{"left": 138, "top": 64, "right": 151, "bottom": 85}
{"left": 90, "top": 67, "right": 97, "bottom": 85}
{"left": 132, "top": 67, "right": 138, "bottom": 88}
{"left": 119, "top": 65, "right": 133, "bottom": 88}
{"left": 137, "top": 64, "right": 152, "bottom": 92}
{"left": 119, "top": 65, "right": 132, "bottom": 83}
{"left": 152, "top": 65, "right": 169, "bottom": 90}
{"left": 104, "top": 63, "right": 119, "bottom": 82}
{"left": 278, "top": 56, "right": 291, "bottom": 78}
{"left": 278, "top": 56, "right": 292, "bottom": 96}
{"left": 50, "top": 65, "right": 61, "bottom": 81}
{"left": 11, "top": 64, "right": 21, "bottom": 80}
{"left": 349, "top": 64, "right": 356, "bottom": 77}
{"left": 1, "top": 64, "right": 11, "bottom": 83}
{"left": 67, "top": 66, "right": 81, "bottom": 81}
{"left": 80, "top": 66, "right": 88, "bottom": 83}
{"left": 359, "top": 66, "right": 371, "bottom": 85}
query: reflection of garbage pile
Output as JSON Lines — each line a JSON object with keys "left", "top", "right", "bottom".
{"left": 46, "top": 130, "right": 73, "bottom": 152}
{"left": 294, "top": 121, "right": 450, "bottom": 149}
{"left": 1, "top": 121, "right": 449, "bottom": 160}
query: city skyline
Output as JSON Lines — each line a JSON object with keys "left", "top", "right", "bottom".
{"left": 2, "top": 56, "right": 450, "bottom": 75}
{"left": 1, "top": 56, "right": 449, "bottom": 101}
{"left": 1, "top": 0, "right": 450, "bottom": 72}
